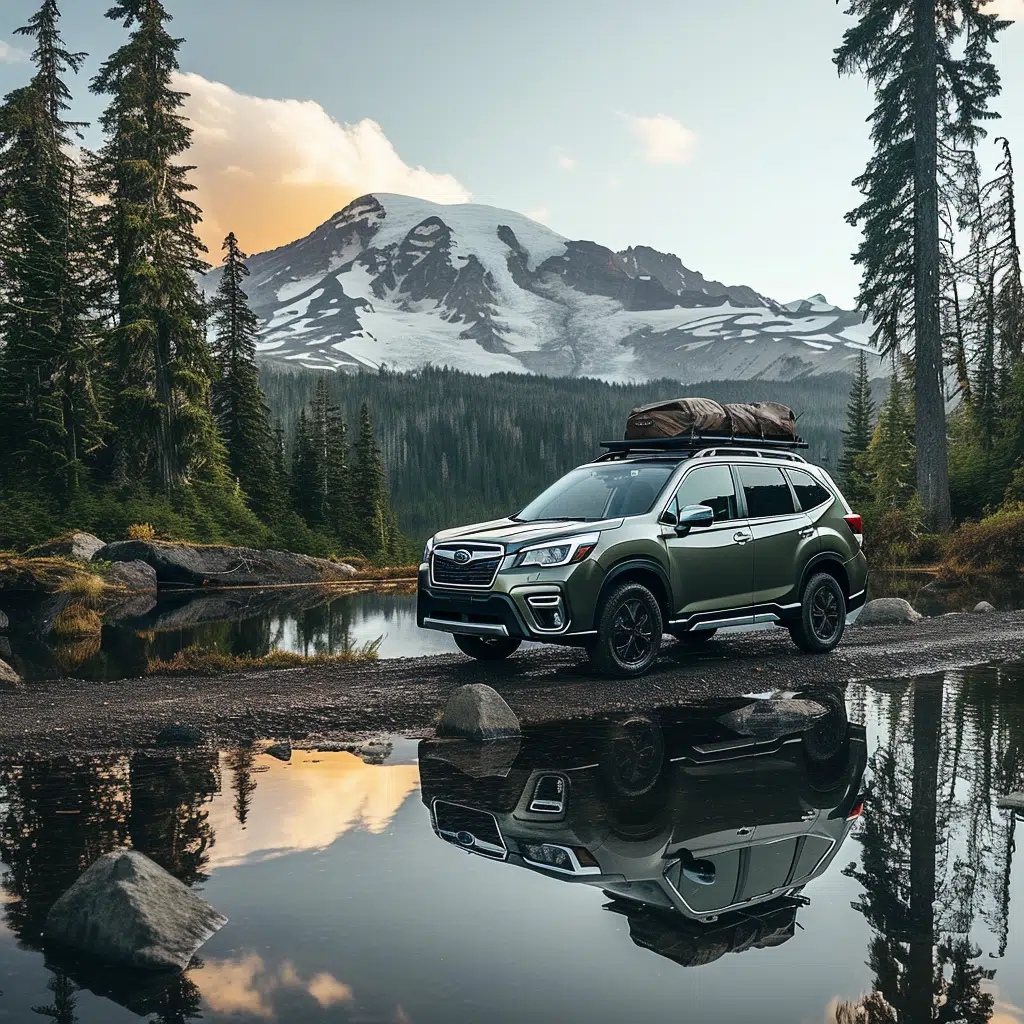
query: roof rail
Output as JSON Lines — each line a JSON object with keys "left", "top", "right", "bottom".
{"left": 599, "top": 435, "right": 809, "bottom": 455}
{"left": 692, "top": 448, "right": 808, "bottom": 464}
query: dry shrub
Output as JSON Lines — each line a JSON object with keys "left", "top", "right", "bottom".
{"left": 57, "top": 571, "right": 107, "bottom": 604}
{"left": 52, "top": 605, "right": 103, "bottom": 637}
{"left": 942, "top": 503, "right": 1024, "bottom": 576}
{"left": 146, "top": 639, "right": 382, "bottom": 676}
{"left": 127, "top": 523, "right": 156, "bottom": 541}
{"left": 52, "top": 635, "right": 103, "bottom": 674}
{"left": 863, "top": 501, "right": 926, "bottom": 569}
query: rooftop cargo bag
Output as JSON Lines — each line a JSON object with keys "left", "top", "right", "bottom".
{"left": 624, "top": 398, "right": 798, "bottom": 442}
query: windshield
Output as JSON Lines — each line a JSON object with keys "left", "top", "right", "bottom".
{"left": 516, "top": 463, "right": 677, "bottom": 522}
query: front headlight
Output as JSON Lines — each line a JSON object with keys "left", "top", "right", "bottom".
{"left": 422, "top": 536, "right": 436, "bottom": 563}
{"left": 516, "top": 533, "right": 599, "bottom": 569}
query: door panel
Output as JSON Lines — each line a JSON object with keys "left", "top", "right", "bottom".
{"left": 664, "top": 464, "right": 753, "bottom": 620}
{"left": 737, "top": 465, "right": 820, "bottom": 607}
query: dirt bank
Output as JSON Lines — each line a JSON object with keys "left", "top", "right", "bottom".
{"left": 1, "top": 611, "right": 1022, "bottom": 757}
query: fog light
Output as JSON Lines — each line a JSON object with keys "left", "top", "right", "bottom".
{"left": 522, "top": 844, "right": 574, "bottom": 871}
{"left": 552, "top": 611, "right": 563, "bottom": 628}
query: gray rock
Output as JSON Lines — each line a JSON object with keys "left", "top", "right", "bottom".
{"left": 265, "top": 741, "right": 292, "bottom": 762}
{"left": 0, "top": 657, "right": 21, "bottom": 687}
{"left": 437, "top": 684, "right": 521, "bottom": 741}
{"left": 94, "top": 540, "right": 357, "bottom": 587}
{"left": 856, "top": 598, "right": 923, "bottom": 626}
{"left": 973, "top": 601, "right": 996, "bottom": 614}
{"left": 419, "top": 736, "right": 521, "bottom": 778}
{"left": 0, "top": 636, "right": 10, "bottom": 659}
{"left": 718, "top": 698, "right": 826, "bottom": 739}
{"left": 998, "top": 793, "right": 1024, "bottom": 811}
{"left": 44, "top": 848, "right": 227, "bottom": 970}
{"left": 27, "top": 532, "right": 106, "bottom": 562}
{"left": 155, "top": 723, "right": 205, "bottom": 747}
{"left": 107, "top": 559, "right": 158, "bottom": 594}
{"left": 0, "top": 609, "right": 8, "bottom": 630}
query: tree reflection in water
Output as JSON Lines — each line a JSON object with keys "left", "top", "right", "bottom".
{"left": 839, "top": 667, "right": 1024, "bottom": 1022}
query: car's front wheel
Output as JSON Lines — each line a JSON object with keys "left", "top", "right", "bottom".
{"left": 789, "top": 572, "right": 846, "bottom": 653}
{"left": 453, "top": 634, "right": 522, "bottom": 661}
{"left": 589, "top": 582, "right": 663, "bottom": 677}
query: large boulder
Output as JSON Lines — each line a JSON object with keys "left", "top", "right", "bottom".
{"left": 106, "top": 559, "right": 158, "bottom": 594}
{"left": 718, "top": 698, "right": 827, "bottom": 740}
{"left": 94, "top": 540, "right": 357, "bottom": 587}
{"left": 973, "top": 601, "right": 996, "bottom": 614}
{"left": 856, "top": 598, "right": 922, "bottom": 626}
{"left": 0, "top": 657, "right": 21, "bottom": 687}
{"left": 437, "top": 684, "right": 521, "bottom": 741}
{"left": 43, "top": 848, "right": 227, "bottom": 970}
{"left": 26, "top": 532, "right": 106, "bottom": 562}
{"left": 419, "top": 736, "right": 522, "bottom": 778}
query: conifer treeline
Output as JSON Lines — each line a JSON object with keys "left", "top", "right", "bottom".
{"left": 0, "top": 1, "right": 403, "bottom": 560}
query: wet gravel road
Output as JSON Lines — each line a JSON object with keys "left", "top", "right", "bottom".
{"left": 1, "top": 611, "right": 1022, "bottom": 756}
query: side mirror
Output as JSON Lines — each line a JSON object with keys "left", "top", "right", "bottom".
{"left": 675, "top": 504, "right": 715, "bottom": 535}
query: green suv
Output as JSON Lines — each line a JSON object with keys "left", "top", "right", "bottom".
{"left": 417, "top": 439, "right": 867, "bottom": 677}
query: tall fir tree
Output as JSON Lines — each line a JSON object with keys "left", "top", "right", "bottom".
{"left": 0, "top": 0, "right": 103, "bottom": 497}
{"left": 835, "top": 0, "right": 1008, "bottom": 530}
{"left": 989, "top": 138, "right": 1023, "bottom": 364}
{"left": 90, "top": 0, "right": 221, "bottom": 492}
{"left": 210, "top": 232, "right": 277, "bottom": 516}
{"left": 290, "top": 408, "right": 318, "bottom": 523}
{"left": 839, "top": 349, "right": 876, "bottom": 503}
{"left": 351, "top": 402, "right": 399, "bottom": 558}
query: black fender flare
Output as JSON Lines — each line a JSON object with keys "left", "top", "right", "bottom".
{"left": 598, "top": 558, "right": 674, "bottom": 617}
{"left": 799, "top": 553, "right": 851, "bottom": 604}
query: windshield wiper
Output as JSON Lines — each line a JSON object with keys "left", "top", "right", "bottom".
{"left": 517, "top": 516, "right": 601, "bottom": 523}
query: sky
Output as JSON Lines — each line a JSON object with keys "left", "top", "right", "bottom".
{"left": 1, "top": 0, "right": 1023, "bottom": 308}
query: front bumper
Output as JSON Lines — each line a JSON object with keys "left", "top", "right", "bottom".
{"left": 417, "top": 563, "right": 599, "bottom": 643}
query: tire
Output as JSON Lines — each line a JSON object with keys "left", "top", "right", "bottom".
{"left": 672, "top": 627, "right": 717, "bottom": 647}
{"left": 600, "top": 715, "right": 666, "bottom": 798}
{"left": 589, "top": 582, "right": 664, "bottom": 677}
{"left": 789, "top": 573, "right": 846, "bottom": 654}
{"left": 452, "top": 633, "right": 522, "bottom": 661}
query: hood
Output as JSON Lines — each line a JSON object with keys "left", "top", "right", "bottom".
{"left": 433, "top": 517, "right": 623, "bottom": 551}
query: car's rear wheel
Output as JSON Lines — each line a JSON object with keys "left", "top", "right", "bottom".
{"left": 589, "top": 582, "right": 663, "bottom": 677}
{"left": 452, "top": 634, "right": 522, "bottom": 661}
{"left": 789, "top": 573, "right": 846, "bottom": 654}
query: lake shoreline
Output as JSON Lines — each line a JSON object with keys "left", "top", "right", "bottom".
{"left": 2, "top": 610, "right": 1022, "bottom": 759}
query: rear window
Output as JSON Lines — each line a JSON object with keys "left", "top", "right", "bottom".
{"left": 738, "top": 465, "right": 795, "bottom": 519}
{"left": 787, "top": 469, "right": 833, "bottom": 512}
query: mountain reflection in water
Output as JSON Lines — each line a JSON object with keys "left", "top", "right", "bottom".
{"left": 0, "top": 666, "right": 1023, "bottom": 1022}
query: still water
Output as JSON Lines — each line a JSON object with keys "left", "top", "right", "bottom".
{"left": 2, "top": 664, "right": 1024, "bottom": 1022}
{"left": 5, "top": 571, "right": 1024, "bottom": 682}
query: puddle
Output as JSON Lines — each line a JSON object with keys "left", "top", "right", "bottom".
{"left": 3, "top": 573, "right": 1023, "bottom": 682}
{"left": 2, "top": 666, "right": 1024, "bottom": 1021}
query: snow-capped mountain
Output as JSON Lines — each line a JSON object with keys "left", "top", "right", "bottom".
{"left": 201, "top": 193, "right": 881, "bottom": 382}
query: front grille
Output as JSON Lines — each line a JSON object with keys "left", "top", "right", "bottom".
{"left": 430, "top": 544, "right": 502, "bottom": 589}
{"left": 433, "top": 801, "right": 507, "bottom": 859}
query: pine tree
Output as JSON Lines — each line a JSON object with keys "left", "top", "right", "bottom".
{"left": 90, "top": 0, "right": 220, "bottom": 491}
{"left": 0, "top": 0, "right": 103, "bottom": 497}
{"left": 350, "top": 402, "right": 395, "bottom": 558}
{"left": 210, "top": 232, "right": 276, "bottom": 515}
{"left": 990, "top": 139, "right": 1023, "bottom": 364}
{"left": 835, "top": 0, "right": 1009, "bottom": 530}
{"left": 840, "top": 350, "right": 876, "bottom": 502}
{"left": 870, "top": 370, "right": 917, "bottom": 509}
{"left": 290, "top": 408, "right": 318, "bottom": 524}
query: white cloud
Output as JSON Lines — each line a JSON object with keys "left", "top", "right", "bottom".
{"left": 627, "top": 113, "right": 697, "bottom": 165}
{"left": 524, "top": 206, "right": 550, "bottom": 223}
{"left": 172, "top": 71, "right": 471, "bottom": 255}
{"left": 557, "top": 154, "right": 576, "bottom": 170}
{"left": 0, "top": 39, "right": 28, "bottom": 64}
{"left": 984, "top": 0, "right": 1023, "bottom": 18}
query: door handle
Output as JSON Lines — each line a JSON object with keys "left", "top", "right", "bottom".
{"left": 733, "top": 531, "right": 751, "bottom": 545}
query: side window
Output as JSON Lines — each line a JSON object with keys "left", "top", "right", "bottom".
{"left": 672, "top": 465, "right": 739, "bottom": 523}
{"left": 787, "top": 469, "right": 833, "bottom": 512}
{"left": 738, "top": 465, "right": 795, "bottom": 519}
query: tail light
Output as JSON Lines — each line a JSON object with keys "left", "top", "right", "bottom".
{"left": 844, "top": 514, "right": 864, "bottom": 547}
{"left": 847, "top": 799, "right": 864, "bottom": 820}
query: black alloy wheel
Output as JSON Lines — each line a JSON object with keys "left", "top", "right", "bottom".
{"left": 789, "top": 572, "right": 846, "bottom": 654}
{"left": 589, "top": 582, "right": 664, "bottom": 677}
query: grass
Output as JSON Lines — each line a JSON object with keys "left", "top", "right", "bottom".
{"left": 349, "top": 565, "right": 420, "bottom": 581}
{"left": 57, "top": 571, "right": 108, "bottom": 603}
{"left": 941, "top": 503, "right": 1024, "bottom": 577}
{"left": 0, "top": 554, "right": 99, "bottom": 593}
{"left": 52, "top": 606, "right": 103, "bottom": 637}
{"left": 145, "top": 638, "right": 383, "bottom": 676}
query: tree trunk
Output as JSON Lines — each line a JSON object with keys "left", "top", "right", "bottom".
{"left": 913, "top": 0, "right": 952, "bottom": 531}
{"left": 907, "top": 677, "right": 942, "bottom": 1021}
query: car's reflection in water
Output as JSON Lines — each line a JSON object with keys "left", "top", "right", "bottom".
{"left": 419, "top": 688, "right": 866, "bottom": 967}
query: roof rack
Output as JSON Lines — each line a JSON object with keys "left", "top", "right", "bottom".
{"left": 599, "top": 435, "right": 809, "bottom": 455}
